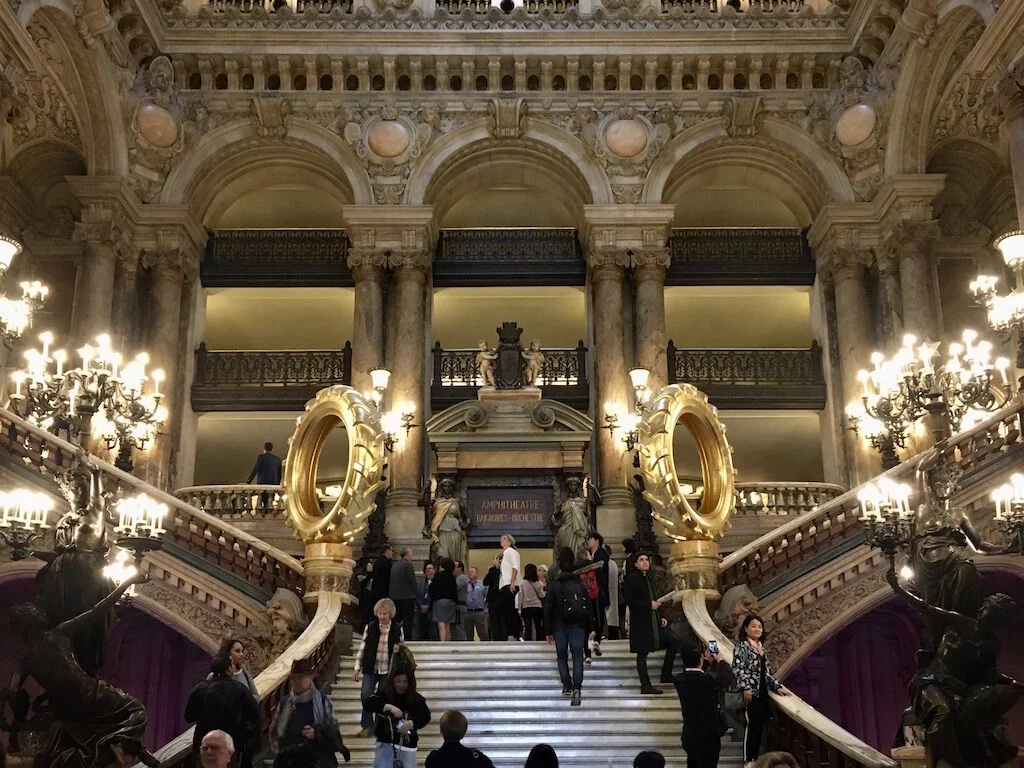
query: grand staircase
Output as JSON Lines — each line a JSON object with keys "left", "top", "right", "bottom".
{"left": 330, "top": 640, "right": 745, "bottom": 768}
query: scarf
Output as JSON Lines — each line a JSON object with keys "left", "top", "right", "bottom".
{"left": 645, "top": 573, "right": 661, "bottom": 652}
{"left": 275, "top": 686, "right": 329, "bottom": 740}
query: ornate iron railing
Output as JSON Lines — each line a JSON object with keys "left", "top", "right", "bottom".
{"left": 431, "top": 341, "right": 588, "bottom": 409}
{"left": 667, "top": 343, "right": 825, "bottom": 409}
{"left": 667, "top": 228, "right": 813, "bottom": 285}
{"left": 720, "top": 396, "right": 1024, "bottom": 595}
{"left": 434, "top": 228, "right": 583, "bottom": 286}
{"left": 0, "top": 407, "right": 305, "bottom": 596}
{"left": 201, "top": 229, "right": 352, "bottom": 287}
{"left": 192, "top": 343, "right": 352, "bottom": 411}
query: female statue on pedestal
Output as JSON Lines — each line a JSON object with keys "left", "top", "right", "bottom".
{"left": 552, "top": 477, "right": 589, "bottom": 562}
{"left": 429, "top": 478, "right": 469, "bottom": 566}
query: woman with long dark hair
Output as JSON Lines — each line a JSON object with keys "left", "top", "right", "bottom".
{"left": 211, "top": 637, "right": 259, "bottom": 698}
{"left": 732, "top": 615, "right": 792, "bottom": 765}
{"left": 364, "top": 656, "right": 431, "bottom": 768}
{"left": 519, "top": 563, "right": 546, "bottom": 641}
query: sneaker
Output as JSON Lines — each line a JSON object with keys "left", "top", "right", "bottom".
{"left": 640, "top": 684, "right": 663, "bottom": 695}
{"left": 571, "top": 690, "right": 581, "bottom": 707}
{"left": 593, "top": 643, "right": 603, "bottom": 657}
{"left": 584, "top": 657, "right": 592, "bottom": 666}
{"left": 561, "top": 685, "right": 572, "bottom": 696}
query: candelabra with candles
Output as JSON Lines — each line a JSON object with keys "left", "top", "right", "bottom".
{"left": 846, "top": 331, "right": 1007, "bottom": 467}
{"left": 366, "top": 368, "right": 418, "bottom": 453}
{"left": 0, "top": 233, "right": 49, "bottom": 347}
{"left": 970, "top": 231, "right": 1024, "bottom": 384}
{"left": 858, "top": 477, "right": 915, "bottom": 564}
{"left": 992, "top": 473, "right": 1024, "bottom": 556}
{"left": 0, "top": 488, "right": 55, "bottom": 559}
{"left": 102, "top": 492, "right": 167, "bottom": 595}
{"left": 8, "top": 332, "right": 166, "bottom": 470}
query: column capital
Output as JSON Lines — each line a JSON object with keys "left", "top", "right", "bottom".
{"left": 341, "top": 205, "right": 437, "bottom": 273}
{"left": 137, "top": 219, "right": 205, "bottom": 285}
{"left": 881, "top": 218, "right": 941, "bottom": 261}
{"left": 346, "top": 248, "right": 388, "bottom": 275}
{"left": 581, "top": 204, "right": 675, "bottom": 255}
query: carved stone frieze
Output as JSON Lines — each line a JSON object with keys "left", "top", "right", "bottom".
{"left": 136, "top": 580, "right": 245, "bottom": 649}
{"left": 488, "top": 96, "right": 527, "bottom": 139}
{"left": 251, "top": 96, "right": 293, "bottom": 138}
{"left": 932, "top": 73, "right": 1002, "bottom": 145}
{"left": 6, "top": 27, "right": 82, "bottom": 153}
{"left": 723, "top": 95, "right": 765, "bottom": 138}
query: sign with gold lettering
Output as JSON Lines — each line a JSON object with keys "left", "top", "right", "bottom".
{"left": 467, "top": 487, "right": 553, "bottom": 543}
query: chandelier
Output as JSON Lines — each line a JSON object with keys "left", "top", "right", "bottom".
{"left": 0, "top": 487, "right": 54, "bottom": 559}
{"left": 857, "top": 476, "right": 915, "bottom": 563}
{"left": 992, "top": 473, "right": 1024, "bottom": 555}
{"left": 8, "top": 332, "right": 167, "bottom": 472}
{"left": 846, "top": 331, "right": 1006, "bottom": 468}
{"left": 0, "top": 233, "right": 48, "bottom": 346}
{"left": 971, "top": 231, "right": 1024, "bottom": 341}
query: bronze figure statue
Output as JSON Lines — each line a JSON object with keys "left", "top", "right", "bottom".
{"left": 425, "top": 478, "right": 469, "bottom": 565}
{"left": 9, "top": 571, "right": 158, "bottom": 768}
{"left": 552, "top": 477, "right": 589, "bottom": 562}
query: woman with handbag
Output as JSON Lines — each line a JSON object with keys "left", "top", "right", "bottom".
{"left": 732, "top": 615, "right": 792, "bottom": 766}
{"left": 364, "top": 660, "right": 431, "bottom": 768}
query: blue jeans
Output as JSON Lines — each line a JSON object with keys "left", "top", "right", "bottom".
{"left": 360, "top": 671, "right": 385, "bottom": 730}
{"left": 555, "top": 626, "right": 586, "bottom": 690}
{"left": 373, "top": 742, "right": 416, "bottom": 768}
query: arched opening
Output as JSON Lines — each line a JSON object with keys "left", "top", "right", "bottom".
{"left": 319, "top": 73, "right": 333, "bottom": 90}
{"left": 397, "top": 74, "right": 411, "bottom": 91}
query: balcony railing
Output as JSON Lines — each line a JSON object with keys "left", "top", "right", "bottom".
{"left": 667, "top": 228, "right": 814, "bottom": 285}
{"left": 201, "top": 229, "right": 352, "bottom": 287}
{"left": 192, "top": 343, "right": 352, "bottom": 411}
{"left": 667, "top": 342, "right": 826, "bottom": 409}
{"left": 431, "top": 341, "right": 588, "bottom": 410}
{"left": 434, "top": 228, "right": 583, "bottom": 287}
{"left": 0, "top": 407, "right": 305, "bottom": 597}
{"left": 720, "top": 396, "right": 1024, "bottom": 596}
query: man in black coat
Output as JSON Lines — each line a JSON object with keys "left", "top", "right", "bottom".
{"left": 369, "top": 543, "right": 393, "bottom": 608}
{"left": 673, "top": 644, "right": 732, "bottom": 768}
{"left": 389, "top": 547, "right": 420, "bottom": 641}
{"left": 247, "top": 442, "right": 283, "bottom": 484}
{"left": 622, "top": 551, "right": 682, "bottom": 694}
{"left": 186, "top": 656, "right": 260, "bottom": 768}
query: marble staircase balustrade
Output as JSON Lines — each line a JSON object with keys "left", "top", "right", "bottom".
{"left": 681, "top": 591, "right": 896, "bottom": 768}
{"left": 720, "top": 395, "right": 1024, "bottom": 595}
{"left": 146, "top": 592, "right": 342, "bottom": 768}
{"left": 0, "top": 407, "right": 305, "bottom": 597}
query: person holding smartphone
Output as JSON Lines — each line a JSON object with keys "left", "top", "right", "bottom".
{"left": 673, "top": 643, "right": 732, "bottom": 768}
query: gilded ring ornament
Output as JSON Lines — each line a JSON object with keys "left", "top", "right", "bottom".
{"left": 637, "top": 384, "right": 735, "bottom": 542}
{"left": 283, "top": 386, "right": 387, "bottom": 545}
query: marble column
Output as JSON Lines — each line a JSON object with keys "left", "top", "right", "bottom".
{"left": 892, "top": 222, "right": 941, "bottom": 341}
{"left": 112, "top": 249, "right": 141, "bottom": 351}
{"left": 347, "top": 255, "right": 386, "bottom": 393}
{"left": 141, "top": 247, "right": 197, "bottom": 488}
{"left": 633, "top": 248, "right": 671, "bottom": 393}
{"left": 70, "top": 230, "right": 121, "bottom": 346}
{"left": 831, "top": 251, "right": 881, "bottom": 484}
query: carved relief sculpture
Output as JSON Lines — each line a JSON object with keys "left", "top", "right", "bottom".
{"left": 476, "top": 341, "right": 497, "bottom": 388}
{"left": 263, "top": 588, "right": 309, "bottom": 658}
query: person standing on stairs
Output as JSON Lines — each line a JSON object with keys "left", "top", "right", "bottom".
{"left": 499, "top": 534, "right": 522, "bottom": 641}
{"left": 483, "top": 554, "right": 504, "bottom": 641}
{"left": 429, "top": 557, "right": 459, "bottom": 642}
{"left": 424, "top": 710, "right": 496, "bottom": 768}
{"left": 453, "top": 560, "right": 469, "bottom": 641}
{"left": 462, "top": 566, "right": 489, "bottom": 641}
{"left": 364, "top": 660, "right": 431, "bottom": 768}
{"left": 586, "top": 532, "right": 611, "bottom": 656}
{"left": 369, "top": 544, "right": 394, "bottom": 612}
{"left": 673, "top": 643, "right": 731, "bottom": 768}
{"left": 353, "top": 598, "right": 404, "bottom": 738}
{"left": 544, "top": 547, "right": 592, "bottom": 707}
{"left": 271, "top": 659, "right": 350, "bottom": 768}
{"left": 733, "top": 614, "right": 792, "bottom": 765}
{"left": 390, "top": 548, "right": 419, "bottom": 642}
{"left": 622, "top": 552, "right": 682, "bottom": 695}
{"left": 519, "top": 563, "right": 546, "bottom": 641}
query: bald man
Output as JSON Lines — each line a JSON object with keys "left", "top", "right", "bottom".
{"left": 200, "top": 730, "right": 235, "bottom": 768}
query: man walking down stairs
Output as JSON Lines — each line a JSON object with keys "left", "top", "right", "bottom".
{"left": 331, "top": 641, "right": 744, "bottom": 767}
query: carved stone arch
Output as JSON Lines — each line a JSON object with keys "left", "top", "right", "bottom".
{"left": 20, "top": 7, "right": 128, "bottom": 176}
{"left": 405, "top": 117, "right": 613, "bottom": 221}
{"left": 885, "top": 6, "right": 988, "bottom": 175}
{"left": 771, "top": 556, "right": 1024, "bottom": 677}
{"left": 426, "top": 398, "right": 594, "bottom": 435}
{"left": 644, "top": 118, "right": 854, "bottom": 217}
{"left": 936, "top": 0, "right": 995, "bottom": 25}
{"left": 159, "top": 119, "right": 373, "bottom": 222}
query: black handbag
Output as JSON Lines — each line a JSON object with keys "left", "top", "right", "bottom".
{"left": 724, "top": 689, "right": 747, "bottom": 711}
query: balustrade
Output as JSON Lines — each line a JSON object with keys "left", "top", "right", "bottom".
{"left": 667, "top": 343, "right": 826, "bottom": 409}
{"left": 201, "top": 230, "right": 351, "bottom": 287}
{"left": 720, "top": 396, "right": 1024, "bottom": 594}
{"left": 192, "top": 343, "right": 352, "bottom": 411}
{"left": 667, "top": 228, "right": 814, "bottom": 284}
{"left": 734, "top": 482, "right": 844, "bottom": 517}
{"left": 431, "top": 340, "right": 588, "bottom": 409}
{"left": 0, "top": 407, "right": 304, "bottom": 596}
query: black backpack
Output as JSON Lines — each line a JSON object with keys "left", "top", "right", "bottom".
{"left": 559, "top": 580, "right": 587, "bottom": 624}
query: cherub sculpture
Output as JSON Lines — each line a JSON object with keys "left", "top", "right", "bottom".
{"left": 476, "top": 341, "right": 497, "bottom": 387}
{"left": 521, "top": 340, "right": 545, "bottom": 386}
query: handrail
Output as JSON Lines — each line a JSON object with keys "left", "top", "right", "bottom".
{"left": 720, "top": 395, "right": 1024, "bottom": 590}
{"left": 146, "top": 592, "right": 341, "bottom": 768}
{"left": 0, "top": 407, "right": 304, "bottom": 595}
{"left": 681, "top": 591, "right": 895, "bottom": 768}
